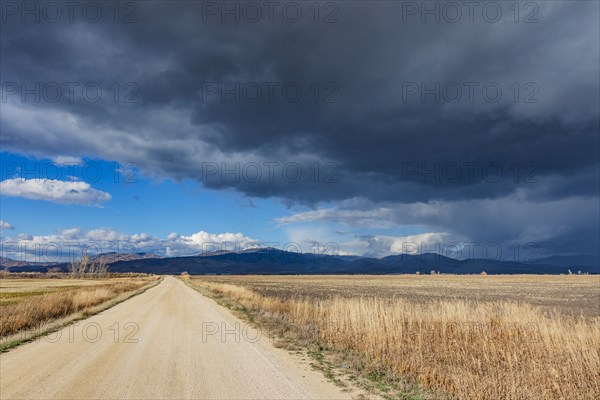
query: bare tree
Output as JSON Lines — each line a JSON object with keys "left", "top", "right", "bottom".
{"left": 68, "top": 253, "right": 108, "bottom": 279}
{"left": 96, "top": 260, "right": 108, "bottom": 278}
{"left": 69, "top": 257, "right": 79, "bottom": 277}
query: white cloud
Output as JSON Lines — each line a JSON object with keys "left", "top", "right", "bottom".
{"left": 361, "top": 232, "right": 458, "bottom": 258}
{"left": 87, "top": 228, "right": 128, "bottom": 242}
{"left": 179, "top": 231, "right": 257, "bottom": 250}
{"left": 0, "top": 227, "right": 258, "bottom": 262}
{"left": 0, "top": 220, "right": 14, "bottom": 230}
{"left": 0, "top": 178, "right": 111, "bottom": 206}
{"left": 51, "top": 156, "right": 83, "bottom": 165}
{"left": 282, "top": 224, "right": 458, "bottom": 258}
{"left": 6, "top": 223, "right": 402, "bottom": 260}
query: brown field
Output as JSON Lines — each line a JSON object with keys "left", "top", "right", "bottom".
{"left": 0, "top": 275, "right": 160, "bottom": 346}
{"left": 189, "top": 275, "right": 600, "bottom": 400}
{"left": 197, "top": 274, "right": 600, "bottom": 318}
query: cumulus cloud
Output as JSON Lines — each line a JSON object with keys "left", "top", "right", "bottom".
{"left": 0, "top": 224, "right": 461, "bottom": 259}
{"left": 0, "top": 220, "right": 15, "bottom": 230}
{"left": 0, "top": 228, "right": 259, "bottom": 262}
{"left": 0, "top": 178, "right": 111, "bottom": 206}
{"left": 180, "top": 231, "right": 258, "bottom": 249}
{"left": 281, "top": 226, "right": 457, "bottom": 258}
{"left": 372, "top": 233, "right": 455, "bottom": 257}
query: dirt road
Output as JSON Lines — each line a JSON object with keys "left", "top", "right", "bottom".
{"left": 0, "top": 276, "right": 351, "bottom": 399}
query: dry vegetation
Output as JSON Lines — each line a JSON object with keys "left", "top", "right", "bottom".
{"left": 197, "top": 274, "right": 600, "bottom": 318}
{"left": 1, "top": 270, "right": 159, "bottom": 343}
{"left": 189, "top": 275, "right": 600, "bottom": 400}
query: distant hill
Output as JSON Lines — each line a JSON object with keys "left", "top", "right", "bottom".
{"left": 0, "top": 257, "right": 59, "bottom": 268}
{"left": 2, "top": 248, "right": 598, "bottom": 275}
{"left": 90, "top": 252, "right": 163, "bottom": 264}
{"left": 0, "top": 252, "right": 161, "bottom": 271}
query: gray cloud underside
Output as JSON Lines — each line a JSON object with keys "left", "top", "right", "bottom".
{"left": 1, "top": 1, "right": 598, "bottom": 254}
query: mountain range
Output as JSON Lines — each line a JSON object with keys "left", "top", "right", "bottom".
{"left": 2, "top": 249, "right": 598, "bottom": 275}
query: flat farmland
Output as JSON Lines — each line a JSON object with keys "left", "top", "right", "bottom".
{"left": 197, "top": 274, "right": 600, "bottom": 318}
{"left": 1, "top": 278, "right": 127, "bottom": 301}
{"left": 191, "top": 275, "right": 600, "bottom": 399}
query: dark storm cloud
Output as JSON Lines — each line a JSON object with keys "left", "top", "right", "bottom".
{"left": 1, "top": 1, "right": 598, "bottom": 253}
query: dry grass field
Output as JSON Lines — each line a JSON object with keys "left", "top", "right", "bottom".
{"left": 196, "top": 274, "right": 600, "bottom": 318}
{"left": 189, "top": 275, "right": 600, "bottom": 400}
{"left": 0, "top": 275, "right": 160, "bottom": 348}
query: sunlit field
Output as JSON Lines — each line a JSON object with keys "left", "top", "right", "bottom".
{"left": 189, "top": 275, "right": 600, "bottom": 400}
{"left": 0, "top": 274, "right": 160, "bottom": 350}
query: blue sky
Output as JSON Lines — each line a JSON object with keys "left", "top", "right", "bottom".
{"left": 0, "top": 151, "right": 430, "bottom": 261}
{"left": 0, "top": 151, "right": 287, "bottom": 238}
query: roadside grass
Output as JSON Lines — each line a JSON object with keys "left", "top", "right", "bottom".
{"left": 0, "top": 276, "right": 161, "bottom": 352}
{"left": 186, "top": 276, "right": 600, "bottom": 400}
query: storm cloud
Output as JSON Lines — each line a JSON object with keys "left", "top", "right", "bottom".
{"left": 1, "top": 1, "right": 598, "bottom": 255}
